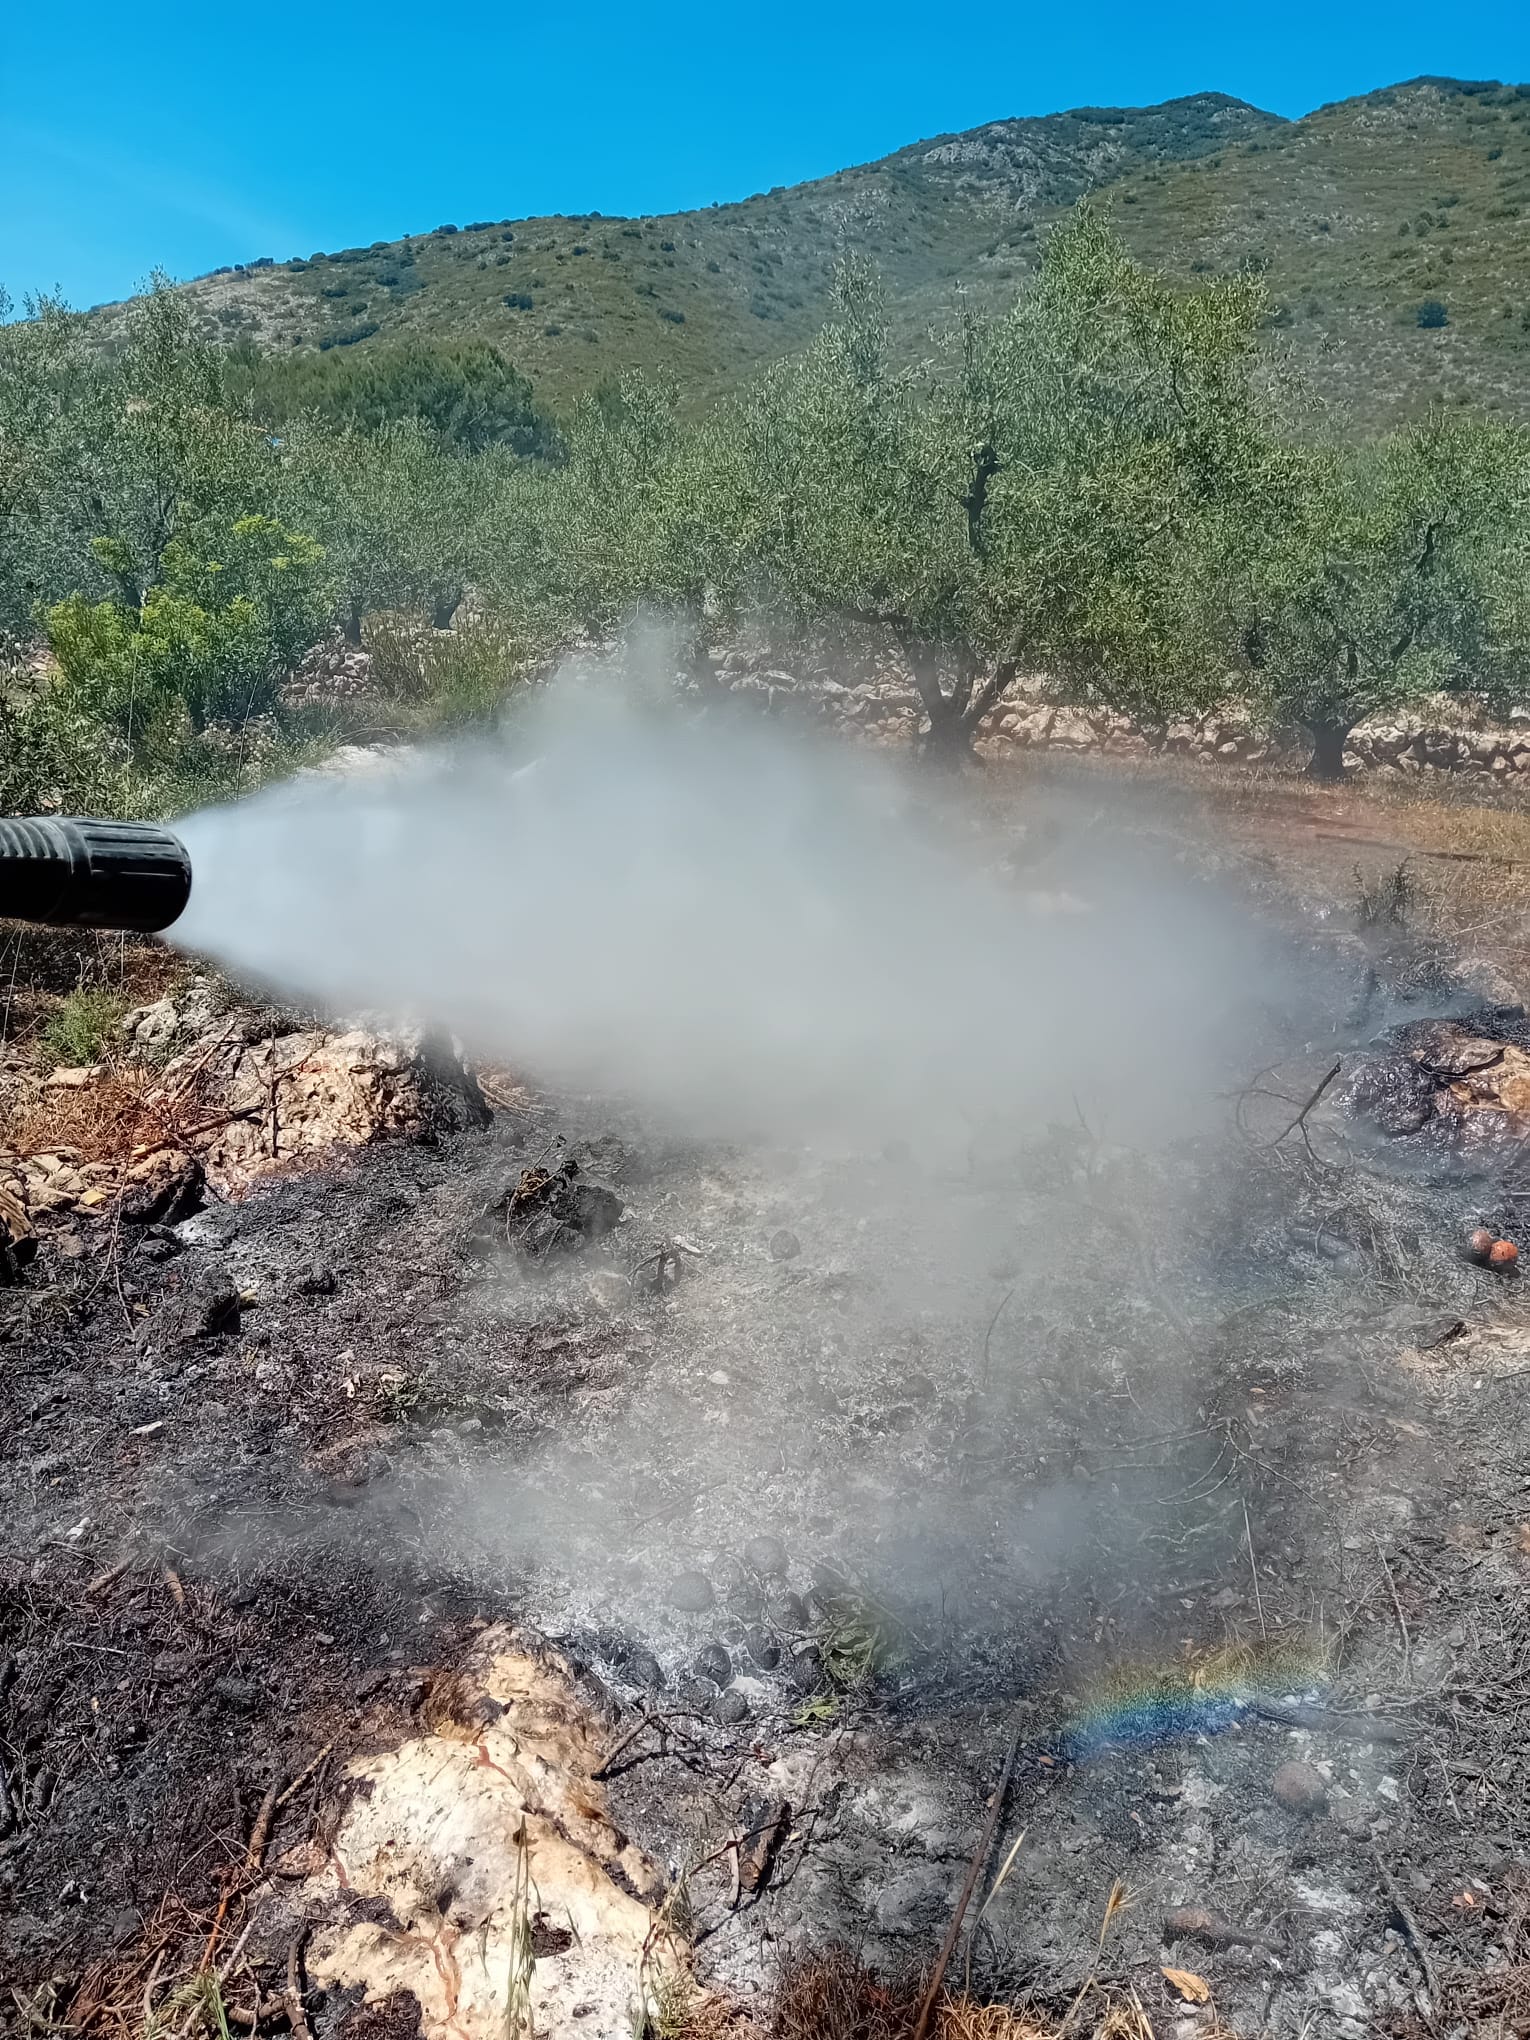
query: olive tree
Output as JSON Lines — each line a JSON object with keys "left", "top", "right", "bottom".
{"left": 0, "top": 292, "right": 95, "bottom": 636}
{"left": 0, "top": 280, "right": 281, "bottom": 640}
{"left": 282, "top": 417, "right": 497, "bottom": 640}
{"left": 536, "top": 375, "right": 713, "bottom": 639}
{"left": 690, "top": 215, "right": 1276, "bottom": 760}
{"left": 1228, "top": 419, "right": 1530, "bottom": 777}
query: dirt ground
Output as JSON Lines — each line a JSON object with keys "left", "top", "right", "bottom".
{"left": 7, "top": 753, "right": 1530, "bottom": 2040}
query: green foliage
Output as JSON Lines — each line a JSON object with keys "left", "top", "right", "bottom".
{"left": 46, "top": 514, "right": 332, "bottom": 748}
{"left": 0, "top": 280, "right": 282, "bottom": 636}
{"left": 364, "top": 615, "right": 536, "bottom": 726}
{"left": 1224, "top": 414, "right": 1530, "bottom": 769}
{"left": 8, "top": 191, "right": 1530, "bottom": 805}
{"left": 281, "top": 419, "right": 501, "bottom": 633}
{"left": 661, "top": 215, "right": 1281, "bottom": 744}
{"left": 40, "top": 988, "right": 127, "bottom": 1068}
{"left": 532, "top": 374, "right": 707, "bottom": 633}
{"left": 231, "top": 337, "right": 561, "bottom": 456}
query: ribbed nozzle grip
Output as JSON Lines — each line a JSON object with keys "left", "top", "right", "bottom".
{"left": 0, "top": 817, "right": 192, "bottom": 932}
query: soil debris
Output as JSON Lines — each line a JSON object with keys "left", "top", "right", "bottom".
{"left": 1270, "top": 1759, "right": 1329, "bottom": 1816}
{"left": 1161, "top": 1906, "right": 1281, "bottom": 1953}
{"left": 488, "top": 1156, "right": 625, "bottom": 1258}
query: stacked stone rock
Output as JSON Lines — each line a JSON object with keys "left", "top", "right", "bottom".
{"left": 281, "top": 636, "right": 378, "bottom": 707}
{"left": 819, "top": 669, "right": 1530, "bottom": 781}
{"left": 1343, "top": 720, "right": 1530, "bottom": 777}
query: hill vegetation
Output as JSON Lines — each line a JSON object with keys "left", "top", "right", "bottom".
{"left": 99, "top": 76, "right": 1530, "bottom": 433}
{"left": 5, "top": 198, "right": 1529, "bottom": 816}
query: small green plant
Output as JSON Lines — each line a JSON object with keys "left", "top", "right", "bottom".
{"left": 505, "top": 1821, "right": 537, "bottom": 2038}
{"left": 632, "top": 1963, "right": 698, "bottom": 2040}
{"left": 368, "top": 617, "right": 536, "bottom": 727}
{"left": 40, "top": 988, "right": 128, "bottom": 1068}
{"left": 1354, "top": 859, "right": 1422, "bottom": 930}
{"left": 150, "top": 1972, "right": 232, "bottom": 2040}
{"left": 47, "top": 517, "right": 332, "bottom": 754}
{"left": 791, "top": 1693, "right": 841, "bottom": 1728}
{"left": 810, "top": 1583, "right": 898, "bottom": 1702}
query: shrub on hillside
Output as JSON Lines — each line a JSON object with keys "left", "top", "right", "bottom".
{"left": 46, "top": 516, "right": 331, "bottom": 748}
{"left": 233, "top": 338, "right": 559, "bottom": 457}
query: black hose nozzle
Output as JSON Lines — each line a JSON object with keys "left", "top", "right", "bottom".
{"left": 0, "top": 817, "right": 192, "bottom": 933}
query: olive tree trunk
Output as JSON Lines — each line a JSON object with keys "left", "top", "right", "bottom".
{"left": 1305, "top": 714, "right": 1353, "bottom": 782}
{"left": 896, "top": 628, "right": 1017, "bottom": 767}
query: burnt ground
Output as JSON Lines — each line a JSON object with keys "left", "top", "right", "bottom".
{"left": 7, "top": 774, "right": 1530, "bottom": 2039}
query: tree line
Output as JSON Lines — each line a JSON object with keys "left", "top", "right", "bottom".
{"left": 3, "top": 210, "right": 1529, "bottom": 817}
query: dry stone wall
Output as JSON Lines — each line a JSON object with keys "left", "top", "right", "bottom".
{"left": 280, "top": 632, "right": 377, "bottom": 706}
{"left": 728, "top": 659, "right": 1530, "bottom": 780}
{"left": 275, "top": 629, "right": 1530, "bottom": 782}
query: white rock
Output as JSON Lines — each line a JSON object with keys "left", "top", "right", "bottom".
{"left": 122, "top": 996, "right": 180, "bottom": 1050}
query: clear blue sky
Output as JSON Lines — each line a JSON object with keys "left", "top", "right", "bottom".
{"left": 6, "top": 0, "right": 1529, "bottom": 311}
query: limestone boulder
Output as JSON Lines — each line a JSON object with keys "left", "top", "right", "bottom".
{"left": 184, "top": 1025, "right": 490, "bottom": 1198}
{"left": 295, "top": 1629, "right": 666, "bottom": 2040}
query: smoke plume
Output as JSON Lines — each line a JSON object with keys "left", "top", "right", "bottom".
{"left": 175, "top": 648, "right": 1288, "bottom": 1153}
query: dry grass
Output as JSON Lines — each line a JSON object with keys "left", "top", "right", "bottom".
{"left": 0, "top": 923, "right": 211, "bottom": 1170}
{"left": 1, "top": 1061, "right": 183, "bottom": 1165}
{"left": 363, "top": 614, "right": 539, "bottom": 729}
{"left": 0, "top": 923, "right": 182, "bottom": 1043}
{"left": 768, "top": 1948, "right": 1138, "bottom": 2040}
{"left": 1029, "top": 750, "right": 1530, "bottom": 994}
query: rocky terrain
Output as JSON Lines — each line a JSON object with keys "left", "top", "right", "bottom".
{"left": 6, "top": 764, "right": 1530, "bottom": 2039}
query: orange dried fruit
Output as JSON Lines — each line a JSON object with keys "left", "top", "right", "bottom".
{"left": 1489, "top": 1239, "right": 1520, "bottom": 1270}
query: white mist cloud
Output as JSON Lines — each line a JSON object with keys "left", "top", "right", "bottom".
{"left": 175, "top": 645, "right": 1284, "bottom": 1153}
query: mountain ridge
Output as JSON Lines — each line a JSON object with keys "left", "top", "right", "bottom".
{"left": 105, "top": 75, "right": 1530, "bottom": 432}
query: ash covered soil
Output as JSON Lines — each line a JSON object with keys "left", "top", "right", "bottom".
{"left": 6, "top": 779, "right": 1530, "bottom": 2040}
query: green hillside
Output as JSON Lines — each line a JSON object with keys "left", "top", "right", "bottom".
{"left": 107, "top": 76, "right": 1530, "bottom": 430}
{"left": 1101, "top": 78, "right": 1530, "bottom": 428}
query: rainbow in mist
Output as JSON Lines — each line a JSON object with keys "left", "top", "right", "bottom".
{"left": 1053, "top": 1640, "right": 1331, "bottom": 1761}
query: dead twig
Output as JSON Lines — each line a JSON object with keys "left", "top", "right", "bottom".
{"left": 910, "top": 1713, "right": 1025, "bottom": 2040}
{"left": 274, "top": 1743, "right": 334, "bottom": 1812}
{"left": 981, "top": 1285, "right": 1016, "bottom": 1387}
{"left": 286, "top": 1936, "right": 312, "bottom": 2040}
{"left": 1243, "top": 1501, "right": 1268, "bottom": 1642}
{"left": 1270, "top": 1057, "right": 1342, "bottom": 1159}
{"left": 244, "top": 1779, "right": 279, "bottom": 1875}
{"left": 216, "top": 1917, "right": 256, "bottom": 1987}
{"left": 1377, "top": 1855, "right": 1440, "bottom": 2023}
{"left": 590, "top": 1708, "right": 708, "bottom": 1782}
{"left": 964, "top": 1826, "right": 1027, "bottom": 1992}
{"left": 142, "top": 1948, "right": 166, "bottom": 2028}
{"left": 1374, "top": 1536, "right": 1413, "bottom": 1686}
{"left": 591, "top": 1709, "right": 658, "bottom": 1782}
